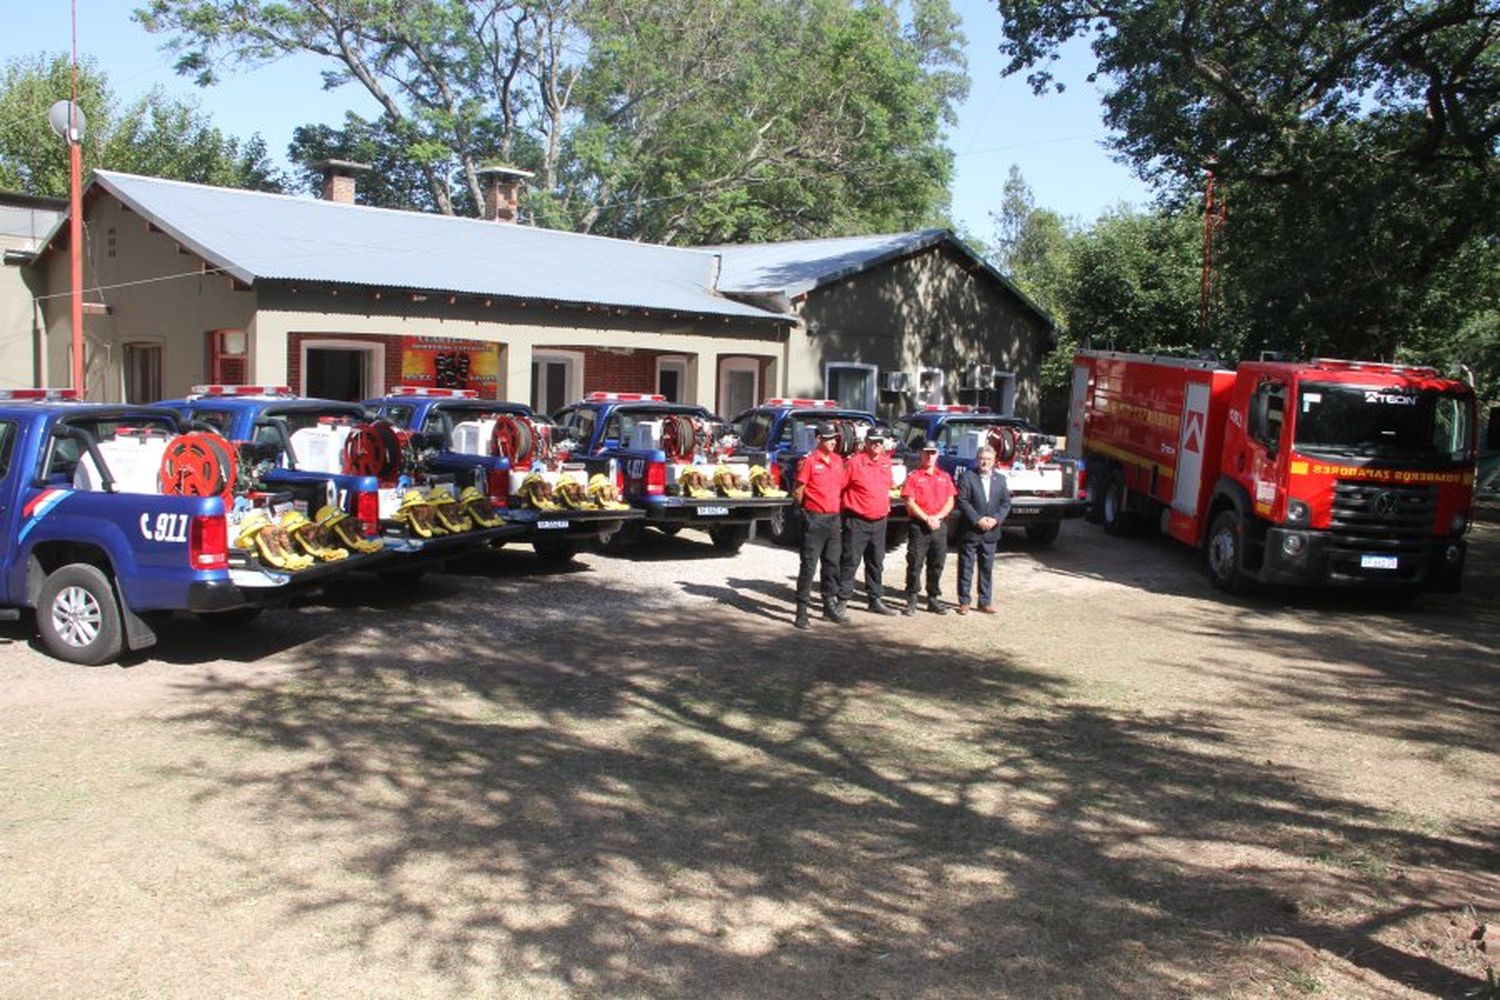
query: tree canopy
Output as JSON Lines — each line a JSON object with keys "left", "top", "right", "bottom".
{"left": 994, "top": 0, "right": 1500, "bottom": 366}
{"left": 0, "top": 53, "right": 281, "bottom": 197}
{"left": 135, "top": 0, "right": 968, "bottom": 243}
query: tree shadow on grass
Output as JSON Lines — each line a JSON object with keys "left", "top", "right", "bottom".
{"left": 158, "top": 570, "right": 1496, "bottom": 998}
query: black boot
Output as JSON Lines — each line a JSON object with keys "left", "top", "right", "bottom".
{"left": 927, "top": 597, "right": 950, "bottom": 615}
{"left": 868, "top": 597, "right": 898, "bottom": 616}
{"left": 794, "top": 603, "right": 811, "bottom": 630}
{"left": 903, "top": 592, "right": 919, "bottom": 616}
{"left": 825, "top": 598, "right": 848, "bottom": 623}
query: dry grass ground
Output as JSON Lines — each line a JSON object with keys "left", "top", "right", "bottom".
{"left": 0, "top": 521, "right": 1495, "bottom": 999}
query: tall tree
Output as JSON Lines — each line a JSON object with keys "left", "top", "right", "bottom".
{"left": 0, "top": 53, "right": 281, "bottom": 196}
{"left": 994, "top": 0, "right": 1500, "bottom": 362}
{"left": 136, "top": 0, "right": 967, "bottom": 242}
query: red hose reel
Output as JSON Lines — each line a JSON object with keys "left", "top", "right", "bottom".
{"left": 158, "top": 432, "right": 240, "bottom": 507}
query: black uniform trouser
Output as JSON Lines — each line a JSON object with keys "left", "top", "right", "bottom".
{"left": 905, "top": 520, "right": 948, "bottom": 599}
{"left": 838, "top": 514, "right": 888, "bottom": 603}
{"left": 796, "top": 511, "right": 842, "bottom": 607}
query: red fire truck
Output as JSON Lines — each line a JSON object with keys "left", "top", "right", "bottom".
{"left": 1069, "top": 350, "right": 1478, "bottom": 593}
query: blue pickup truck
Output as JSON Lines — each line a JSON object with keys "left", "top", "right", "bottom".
{"left": 551, "top": 393, "right": 792, "bottom": 553}
{"left": 157, "top": 386, "right": 524, "bottom": 573}
{"left": 889, "top": 405, "right": 1087, "bottom": 545}
{"left": 364, "top": 388, "right": 643, "bottom": 562}
{"left": 729, "top": 398, "right": 909, "bottom": 545}
{"left": 0, "top": 390, "right": 369, "bottom": 664}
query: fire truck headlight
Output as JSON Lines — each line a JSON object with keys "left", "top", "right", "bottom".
{"left": 1281, "top": 533, "right": 1306, "bottom": 557}
{"left": 1286, "top": 499, "right": 1311, "bottom": 525}
{"left": 1450, "top": 513, "right": 1468, "bottom": 534}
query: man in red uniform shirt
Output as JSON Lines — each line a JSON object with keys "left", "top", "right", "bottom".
{"left": 792, "top": 422, "right": 847, "bottom": 629}
{"left": 899, "top": 441, "right": 957, "bottom": 615}
{"left": 838, "top": 427, "right": 898, "bottom": 615}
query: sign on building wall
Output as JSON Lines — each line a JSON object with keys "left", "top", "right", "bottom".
{"left": 401, "top": 337, "right": 501, "bottom": 396}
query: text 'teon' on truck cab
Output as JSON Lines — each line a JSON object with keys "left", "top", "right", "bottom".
{"left": 730, "top": 398, "right": 909, "bottom": 546}
{"left": 890, "top": 405, "right": 1088, "bottom": 546}
{"left": 1071, "top": 350, "right": 1477, "bottom": 594}
{"left": 157, "top": 386, "right": 523, "bottom": 576}
{"left": 364, "top": 387, "right": 644, "bottom": 562}
{"left": 0, "top": 389, "right": 375, "bottom": 664}
{"left": 552, "top": 392, "right": 792, "bottom": 553}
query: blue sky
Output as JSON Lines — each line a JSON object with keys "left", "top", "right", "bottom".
{"left": 10, "top": 0, "right": 1152, "bottom": 241}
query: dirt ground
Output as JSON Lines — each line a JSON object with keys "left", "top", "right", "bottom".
{"left": 0, "top": 519, "right": 1495, "bottom": 999}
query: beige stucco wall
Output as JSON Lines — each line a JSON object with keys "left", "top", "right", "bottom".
{"left": 39, "top": 195, "right": 258, "bottom": 400}
{"left": 0, "top": 258, "right": 45, "bottom": 389}
{"left": 784, "top": 244, "right": 1052, "bottom": 424}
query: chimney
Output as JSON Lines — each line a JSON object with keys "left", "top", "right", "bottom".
{"left": 312, "top": 159, "right": 372, "bottom": 204}
{"left": 477, "top": 165, "right": 535, "bottom": 223}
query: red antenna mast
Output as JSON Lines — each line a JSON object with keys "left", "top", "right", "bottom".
{"left": 1199, "top": 161, "right": 1227, "bottom": 339}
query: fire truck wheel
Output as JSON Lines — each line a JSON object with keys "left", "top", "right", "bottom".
{"left": 533, "top": 539, "right": 578, "bottom": 563}
{"left": 37, "top": 563, "right": 124, "bottom": 666}
{"left": 1025, "top": 522, "right": 1061, "bottom": 546}
{"left": 1205, "top": 510, "right": 1250, "bottom": 593}
{"left": 708, "top": 524, "right": 751, "bottom": 554}
{"left": 194, "top": 607, "right": 264, "bottom": 627}
{"left": 1101, "top": 471, "right": 1138, "bottom": 536}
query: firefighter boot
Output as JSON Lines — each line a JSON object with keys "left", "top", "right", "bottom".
{"left": 903, "top": 591, "right": 919, "bottom": 617}
{"left": 868, "top": 597, "right": 899, "bottom": 616}
{"left": 825, "top": 598, "right": 848, "bottom": 624}
{"left": 794, "top": 603, "right": 811, "bottom": 630}
{"left": 927, "top": 597, "right": 950, "bottom": 615}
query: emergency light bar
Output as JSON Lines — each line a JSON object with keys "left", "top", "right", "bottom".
{"left": 388, "top": 386, "right": 479, "bottom": 398}
{"left": 0, "top": 388, "right": 80, "bottom": 401}
{"left": 921, "top": 404, "right": 976, "bottom": 413}
{"left": 586, "top": 392, "right": 666, "bottom": 402}
{"left": 189, "top": 384, "right": 294, "bottom": 397}
{"left": 764, "top": 397, "right": 839, "bottom": 408}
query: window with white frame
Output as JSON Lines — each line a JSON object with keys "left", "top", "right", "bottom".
{"left": 123, "top": 342, "right": 162, "bottom": 404}
{"left": 825, "top": 362, "right": 878, "bottom": 412}
{"left": 656, "top": 355, "right": 690, "bottom": 403}
{"left": 917, "top": 367, "right": 945, "bottom": 407}
{"left": 301, "top": 338, "right": 384, "bottom": 401}
{"left": 718, "top": 357, "right": 759, "bottom": 416}
{"left": 531, "top": 350, "right": 583, "bottom": 416}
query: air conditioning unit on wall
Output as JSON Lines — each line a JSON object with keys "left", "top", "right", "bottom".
{"left": 880, "top": 371, "right": 912, "bottom": 392}
{"left": 963, "top": 363, "right": 997, "bottom": 389}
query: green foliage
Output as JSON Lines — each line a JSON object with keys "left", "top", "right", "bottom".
{"left": 136, "top": 0, "right": 967, "bottom": 243}
{"left": 993, "top": 0, "right": 1499, "bottom": 383}
{"left": 0, "top": 53, "right": 281, "bottom": 196}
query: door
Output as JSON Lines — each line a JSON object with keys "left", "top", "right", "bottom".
{"left": 719, "top": 358, "right": 759, "bottom": 415}
{"left": 305, "top": 348, "right": 370, "bottom": 401}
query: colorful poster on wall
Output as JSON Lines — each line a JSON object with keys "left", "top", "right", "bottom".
{"left": 400, "top": 337, "right": 501, "bottom": 396}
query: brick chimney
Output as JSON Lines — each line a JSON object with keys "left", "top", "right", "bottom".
{"left": 312, "top": 159, "right": 372, "bottom": 204}
{"left": 476, "top": 165, "right": 535, "bottom": 223}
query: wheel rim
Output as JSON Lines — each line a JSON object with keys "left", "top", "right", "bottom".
{"left": 51, "top": 585, "right": 102, "bottom": 648}
{"left": 1208, "top": 525, "right": 1237, "bottom": 580}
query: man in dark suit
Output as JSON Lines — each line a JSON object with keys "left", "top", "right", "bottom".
{"left": 955, "top": 444, "right": 1011, "bottom": 614}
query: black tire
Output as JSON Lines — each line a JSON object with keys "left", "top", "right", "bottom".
{"left": 1025, "top": 522, "right": 1061, "bottom": 546}
{"left": 708, "top": 524, "right": 751, "bottom": 554}
{"left": 1204, "top": 509, "right": 1250, "bottom": 594}
{"left": 36, "top": 563, "right": 124, "bottom": 665}
{"left": 533, "top": 539, "right": 578, "bottom": 563}
{"left": 599, "top": 522, "right": 644, "bottom": 553}
{"left": 766, "top": 505, "right": 802, "bottom": 546}
{"left": 1101, "top": 470, "right": 1137, "bottom": 536}
{"left": 656, "top": 524, "right": 683, "bottom": 537}
{"left": 194, "top": 607, "right": 264, "bottom": 627}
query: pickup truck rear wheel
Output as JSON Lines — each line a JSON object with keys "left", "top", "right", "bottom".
{"left": 1025, "top": 522, "right": 1061, "bottom": 546}
{"left": 708, "top": 524, "right": 751, "bottom": 554}
{"left": 194, "top": 607, "right": 264, "bottom": 627}
{"left": 533, "top": 539, "right": 578, "bottom": 563}
{"left": 656, "top": 525, "right": 682, "bottom": 537}
{"left": 766, "top": 506, "right": 801, "bottom": 546}
{"left": 1101, "top": 471, "right": 1138, "bottom": 536}
{"left": 37, "top": 563, "right": 124, "bottom": 666}
{"left": 1205, "top": 509, "right": 1250, "bottom": 594}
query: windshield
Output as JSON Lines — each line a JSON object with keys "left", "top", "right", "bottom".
{"left": 1294, "top": 382, "right": 1474, "bottom": 462}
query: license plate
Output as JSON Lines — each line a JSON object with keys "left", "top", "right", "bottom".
{"left": 697, "top": 505, "right": 730, "bottom": 516}
{"left": 1012, "top": 507, "right": 1040, "bottom": 516}
{"left": 1360, "top": 554, "right": 1398, "bottom": 570}
{"left": 537, "top": 520, "right": 570, "bottom": 530}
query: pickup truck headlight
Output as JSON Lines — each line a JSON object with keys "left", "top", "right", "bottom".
{"left": 1285, "top": 498, "right": 1310, "bottom": 525}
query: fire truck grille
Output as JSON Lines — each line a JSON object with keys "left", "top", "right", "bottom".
{"left": 1328, "top": 481, "right": 1436, "bottom": 547}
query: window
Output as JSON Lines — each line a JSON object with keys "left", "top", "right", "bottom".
{"left": 825, "top": 363, "right": 877, "bottom": 412}
{"left": 123, "top": 343, "right": 162, "bottom": 404}
{"left": 718, "top": 357, "right": 759, "bottom": 417}
{"left": 1251, "top": 380, "right": 1286, "bottom": 450}
{"left": 553, "top": 405, "right": 597, "bottom": 446}
{"left": 995, "top": 372, "right": 1017, "bottom": 416}
{"left": 917, "top": 368, "right": 945, "bottom": 407}
{"left": 301, "top": 339, "right": 384, "bottom": 401}
{"left": 734, "top": 410, "right": 774, "bottom": 448}
{"left": 657, "top": 356, "right": 689, "bottom": 403}
{"left": 532, "top": 351, "right": 582, "bottom": 416}
{"left": 0, "top": 420, "right": 16, "bottom": 480}
{"left": 894, "top": 420, "right": 924, "bottom": 450}
{"left": 185, "top": 409, "right": 234, "bottom": 434}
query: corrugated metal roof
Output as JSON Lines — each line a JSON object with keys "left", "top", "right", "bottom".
{"left": 705, "top": 228, "right": 1055, "bottom": 330}
{"left": 84, "top": 171, "right": 786, "bottom": 322}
